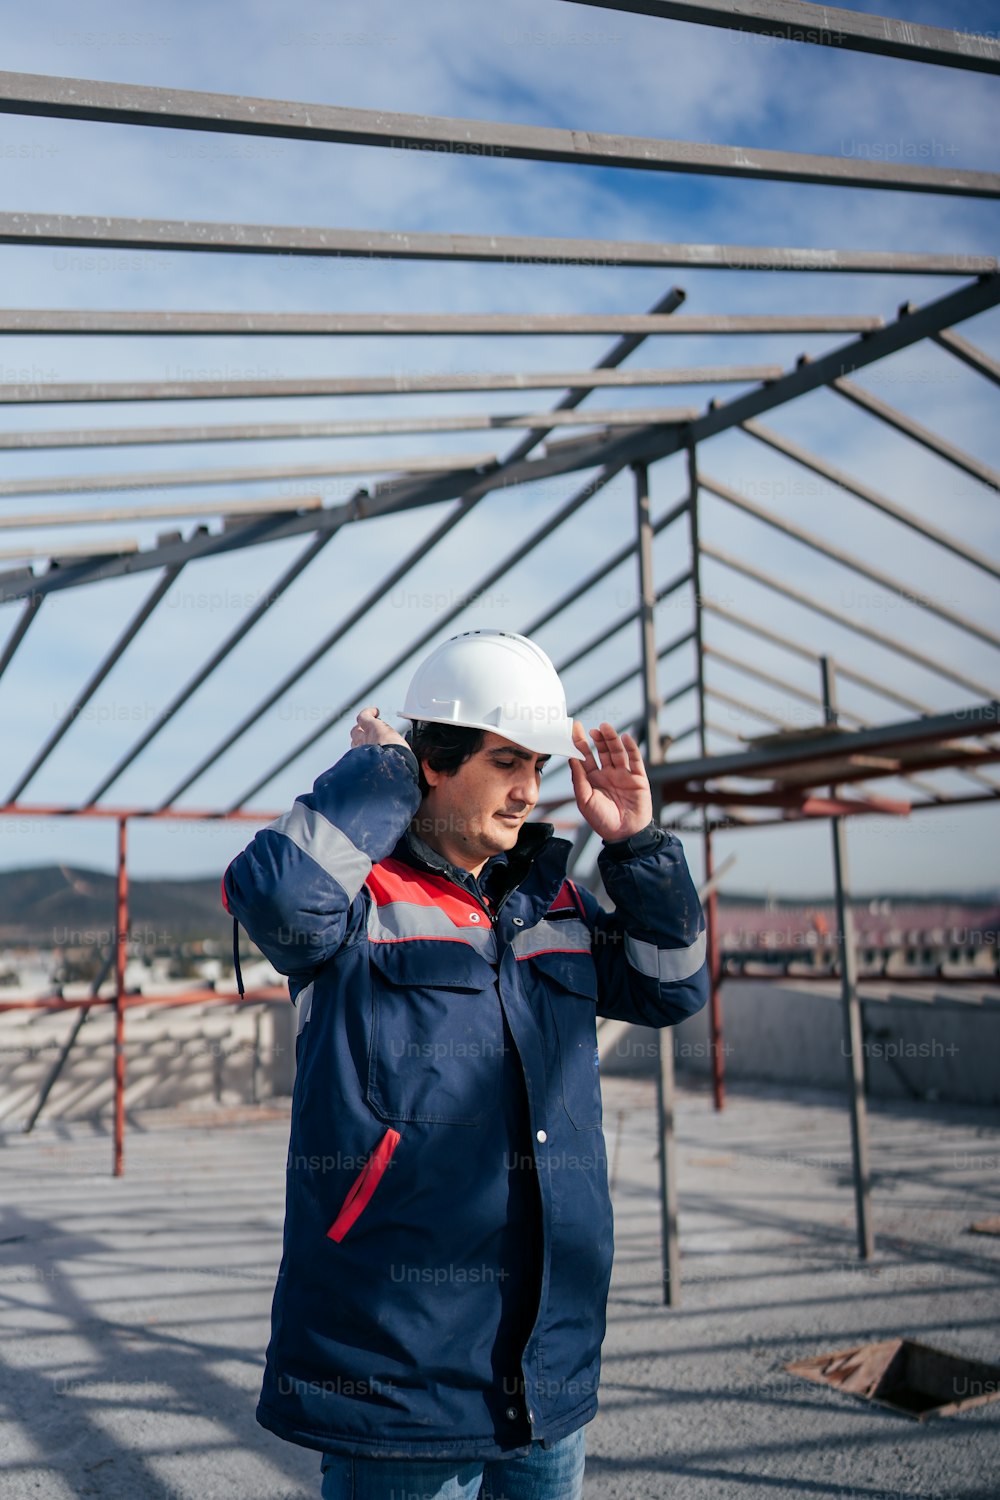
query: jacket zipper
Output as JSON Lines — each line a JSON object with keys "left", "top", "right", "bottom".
{"left": 327, "top": 1127, "right": 401, "bottom": 1243}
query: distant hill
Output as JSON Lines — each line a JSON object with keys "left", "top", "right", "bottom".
{"left": 2, "top": 866, "right": 997, "bottom": 950}
{"left": 0, "top": 865, "right": 233, "bottom": 948}
{"left": 717, "top": 889, "right": 1000, "bottom": 907}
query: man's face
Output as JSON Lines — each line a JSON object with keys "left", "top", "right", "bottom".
{"left": 418, "top": 732, "right": 549, "bottom": 872}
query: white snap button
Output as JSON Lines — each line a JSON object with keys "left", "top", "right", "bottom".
{"left": 505, "top": 1406, "right": 518, "bottom": 1421}
{"left": 468, "top": 912, "right": 481, "bottom": 923}
{"left": 536, "top": 1129, "right": 547, "bottom": 1144}
{"left": 512, "top": 917, "right": 524, "bottom": 927}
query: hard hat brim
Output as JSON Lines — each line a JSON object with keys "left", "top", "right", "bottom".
{"left": 397, "top": 710, "right": 585, "bottom": 761}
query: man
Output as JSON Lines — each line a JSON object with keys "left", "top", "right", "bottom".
{"left": 223, "top": 628, "right": 708, "bottom": 1500}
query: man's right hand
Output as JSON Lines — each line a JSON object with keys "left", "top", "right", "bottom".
{"left": 350, "top": 706, "right": 410, "bottom": 751}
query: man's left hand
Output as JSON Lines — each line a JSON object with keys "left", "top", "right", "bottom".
{"left": 569, "top": 721, "right": 653, "bottom": 842}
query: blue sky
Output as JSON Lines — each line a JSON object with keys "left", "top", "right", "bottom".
{"left": 0, "top": 0, "right": 997, "bottom": 894}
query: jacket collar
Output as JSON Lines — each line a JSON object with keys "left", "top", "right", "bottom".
{"left": 394, "top": 820, "right": 567, "bottom": 921}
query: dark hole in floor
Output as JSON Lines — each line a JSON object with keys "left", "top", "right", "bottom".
{"left": 785, "top": 1338, "right": 1000, "bottom": 1421}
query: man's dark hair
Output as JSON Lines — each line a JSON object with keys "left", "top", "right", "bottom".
{"left": 406, "top": 720, "right": 484, "bottom": 798}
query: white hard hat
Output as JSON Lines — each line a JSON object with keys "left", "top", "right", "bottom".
{"left": 399, "top": 629, "right": 584, "bottom": 759}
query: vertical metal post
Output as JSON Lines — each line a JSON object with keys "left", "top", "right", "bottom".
{"left": 687, "top": 441, "right": 725, "bottom": 1110}
{"left": 634, "top": 461, "right": 680, "bottom": 1306}
{"left": 820, "top": 658, "right": 874, "bottom": 1259}
{"left": 113, "top": 817, "right": 128, "bottom": 1178}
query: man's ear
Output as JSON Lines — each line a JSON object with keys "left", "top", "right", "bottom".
{"left": 421, "top": 759, "right": 442, "bottom": 790}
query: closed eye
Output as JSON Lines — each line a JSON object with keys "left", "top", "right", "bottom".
{"left": 493, "top": 758, "right": 545, "bottom": 775}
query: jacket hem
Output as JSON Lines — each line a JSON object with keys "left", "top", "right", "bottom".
{"left": 255, "top": 1396, "right": 596, "bottom": 1460}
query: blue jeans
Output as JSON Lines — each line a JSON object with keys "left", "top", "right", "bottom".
{"left": 319, "top": 1428, "right": 585, "bottom": 1499}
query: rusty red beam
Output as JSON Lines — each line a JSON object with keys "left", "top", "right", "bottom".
{"left": 0, "top": 988, "right": 286, "bottom": 1014}
{"left": 0, "top": 802, "right": 280, "bottom": 821}
{"left": 675, "top": 788, "right": 913, "bottom": 815}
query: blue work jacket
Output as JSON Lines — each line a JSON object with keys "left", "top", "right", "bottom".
{"left": 222, "top": 742, "right": 708, "bottom": 1460}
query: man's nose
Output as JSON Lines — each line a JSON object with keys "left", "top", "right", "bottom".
{"left": 510, "top": 772, "right": 539, "bottom": 809}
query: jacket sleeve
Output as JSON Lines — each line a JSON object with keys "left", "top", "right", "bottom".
{"left": 221, "top": 742, "right": 422, "bottom": 986}
{"left": 579, "top": 822, "right": 709, "bottom": 1028}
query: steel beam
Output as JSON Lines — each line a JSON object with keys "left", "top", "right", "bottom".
{"left": 0, "top": 591, "right": 43, "bottom": 683}
{"left": 673, "top": 741, "right": 1000, "bottom": 791}
{"left": 0, "top": 449, "right": 502, "bottom": 501}
{"left": 704, "top": 601, "right": 1000, "bottom": 797}
{"left": 0, "top": 538, "right": 139, "bottom": 562}
{"left": 833, "top": 379, "right": 1000, "bottom": 491}
{"left": 158, "top": 288, "right": 687, "bottom": 807}
{"left": 225, "top": 464, "right": 624, "bottom": 810}
{"left": 83, "top": 530, "right": 336, "bottom": 806}
{"left": 0, "top": 407, "right": 700, "bottom": 453}
{"left": 113, "top": 817, "right": 127, "bottom": 1177}
{"left": 741, "top": 420, "right": 1000, "bottom": 582}
{"left": 1, "top": 279, "right": 994, "bottom": 607}
{"left": 683, "top": 277, "right": 1000, "bottom": 448}
{"left": 555, "top": 564, "right": 691, "bottom": 675}
{"left": 821, "top": 657, "right": 874, "bottom": 1260}
{"left": 0, "top": 468, "right": 501, "bottom": 605}
{"left": 0, "top": 309, "right": 886, "bottom": 337}
{"left": 527, "top": 498, "right": 690, "bottom": 635}
{"left": 647, "top": 701, "right": 1000, "bottom": 789}
{"left": 701, "top": 473, "right": 1000, "bottom": 650}
{"left": 502, "top": 276, "right": 1000, "bottom": 485}
{"left": 559, "top": 0, "right": 1000, "bottom": 73}
{"left": 1, "top": 70, "right": 996, "bottom": 189}
{"left": 932, "top": 329, "right": 1000, "bottom": 387}
{"left": 22, "top": 944, "right": 116, "bottom": 1132}
{"left": 0, "top": 213, "right": 991, "bottom": 276}
{"left": 703, "top": 645, "right": 947, "bottom": 803}
{"left": 0, "top": 495, "right": 326, "bottom": 530}
{"left": 632, "top": 462, "right": 680, "bottom": 1308}
{"left": 0, "top": 406, "right": 701, "bottom": 454}
{"left": 571, "top": 639, "right": 696, "bottom": 718}
{"left": 702, "top": 541, "right": 999, "bottom": 703}
{"left": 6, "top": 566, "right": 182, "bottom": 802}
{"left": 687, "top": 440, "right": 725, "bottom": 1111}
{"left": 0, "top": 364, "right": 782, "bottom": 406}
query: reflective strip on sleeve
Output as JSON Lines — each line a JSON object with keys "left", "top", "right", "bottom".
{"left": 295, "top": 981, "right": 314, "bottom": 1036}
{"left": 267, "top": 801, "right": 371, "bottom": 900}
{"left": 512, "top": 918, "right": 592, "bottom": 959}
{"left": 625, "top": 927, "right": 707, "bottom": 983}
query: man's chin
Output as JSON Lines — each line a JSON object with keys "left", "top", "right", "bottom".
{"left": 490, "top": 816, "right": 522, "bottom": 847}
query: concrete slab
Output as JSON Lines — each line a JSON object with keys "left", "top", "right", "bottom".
{"left": 0, "top": 1078, "right": 997, "bottom": 1499}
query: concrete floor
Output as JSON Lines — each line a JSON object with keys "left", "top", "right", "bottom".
{"left": 1, "top": 1076, "right": 998, "bottom": 1500}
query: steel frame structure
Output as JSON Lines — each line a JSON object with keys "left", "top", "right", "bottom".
{"left": 0, "top": 5, "right": 997, "bottom": 1301}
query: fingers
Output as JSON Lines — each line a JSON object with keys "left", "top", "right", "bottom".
{"left": 571, "top": 719, "right": 598, "bottom": 771}
{"left": 620, "top": 730, "right": 646, "bottom": 778}
{"left": 350, "top": 705, "right": 381, "bottom": 746}
{"left": 589, "top": 722, "right": 628, "bottom": 771}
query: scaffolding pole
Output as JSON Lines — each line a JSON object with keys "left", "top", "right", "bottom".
{"left": 687, "top": 441, "right": 725, "bottom": 1111}
{"left": 113, "top": 818, "right": 128, "bottom": 1179}
{"left": 820, "top": 659, "right": 874, "bottom": 1260}
{"left": 634, "top": 460, "right": 680, "bottom": 1306}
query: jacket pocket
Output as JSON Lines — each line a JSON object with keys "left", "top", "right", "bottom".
{"left": 326, "top": 1127, "right": 401, "bottom": 1243}
{"left": 526, "top": 951, "right": 602, "bottom": 1131}
{"left": 366, "top": 942, "right": 504, "bottom": 1125}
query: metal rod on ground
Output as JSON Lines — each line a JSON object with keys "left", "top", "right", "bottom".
{"left": 22, "top": 945, "right": 115, "bottom": 1133}
{"left": 687, "top": 441, "right": 725, "bottom": 1112}
{"left": 634, "top": 460, "right": 679, "bottom": 1308}
{"left": 820, "top": 657, "right": 874, "bottom": 1261}
{"left": 113, "top": 818, "right": 128, "bottom": 1178}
